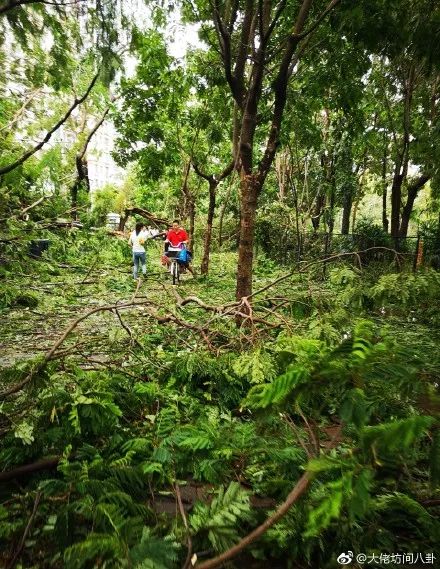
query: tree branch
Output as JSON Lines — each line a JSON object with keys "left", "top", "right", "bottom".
{"left": 296, "top": 0, "right": 341, "bottom": 40}
{"left": 259, "top": 0, "right": 341, "bottom": 184}
{"left": 77, "top": 106, "right": 110, "bottom": 162}
{"left": 195, "top": 424, "right": 343, "bottom": 568}
{"left": 192, "top": 161, "right": 214, "bottom": 182}
{"left": 0, "top": 457, "right": 60, "bottom": 483}
{"left": 0, "top": 88, "right": 41, "bottom": 133}
{"left": 264, "top": 0, "right": 287, "bottom": 43}
{"left": 232, "top": 0, "right": 254, "bottom": 106}
{"left": 0, "top": 71, "right": 100, "bottom": 176}
{"left": 0, "top": 300, "right": 149, "bottom": 399}
{"left": 196, "top": 473, "right": 312, "bottom": 569}
{"left": 0, "top": 0, "right": 86, "bottom": 14}
{"left": 6, "top": 491, "right": 41, "bottom": 569}
{"left": 176, "top": 484, "right": 193, "bottom": 569}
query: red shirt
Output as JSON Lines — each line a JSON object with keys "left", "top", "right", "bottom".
{"left": 166, "top": 228, "right": 188, "bottom": 246}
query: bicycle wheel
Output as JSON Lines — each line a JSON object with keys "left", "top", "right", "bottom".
{"left": 172, "top": 261, "right": 180, "bottom": 285}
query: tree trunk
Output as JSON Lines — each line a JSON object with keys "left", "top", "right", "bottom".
{"left": 312, "top": 194, "right": 325, "bottom": 231}
{"left": 218, "top": 180, "right": 234, "bottom": 247}
{"left": 328, "top": 181, "right": 335, "bottom": 235}
{"left": 188, "top": 197, "right": 195, "bottom": 251}
{"left": 181, "top": 161, "right": 195, "bottom": 250}
{"left": 382, "top": 136, "right": 389, "bottom": 232}
{"left": 71, "top": 156, "right": 90, "bottom": 221}
{"left": 399, "top": 174, "right": 430, "bottom": 238}
{"left": 341, "top": 190, "right": 352, "bottom": 234}
{"left": 390, "top": 66, "right": 414, "bottom": 238}
{"left": 201, "top": 180, "right": 217, "bottom": 275}
{"left": 351, "top": 195, "right": 360, "bottom": 231}
{"left": 236, "top": 174, "right": 259, "bottom": 299}
{"left": 390, "top": 170, "right": 404, "bottom": 238}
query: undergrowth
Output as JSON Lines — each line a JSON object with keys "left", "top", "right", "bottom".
{"left": 0, "top": 232, "right": 439, "bottom": 568}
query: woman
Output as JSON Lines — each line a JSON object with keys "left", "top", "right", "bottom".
{"left": 128, "top": 222, "right": 148, "bottom": 279}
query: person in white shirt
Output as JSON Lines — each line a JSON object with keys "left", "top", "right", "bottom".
{"left": 128, "top": 222, "right": 148, "bottom": 279}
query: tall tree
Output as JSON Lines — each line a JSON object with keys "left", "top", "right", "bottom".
{"left": 183, "top": 0, "right": 342, "bottom": 298}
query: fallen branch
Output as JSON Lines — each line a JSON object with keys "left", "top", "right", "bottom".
{"left": 175, "top": 484, "right": 193, "bottom": 569}
{"left": 0, "top": 457, "right": 60, "bottom": 483}
{"left": 249, "top": 247, "right": 404, "bottom": 301}
{"left": 195, "top": 473, "right": 312, "bottom": 569}
{"left": 0, "top": 300, "right": 149, "bottom": 399}
{"left": 113, "top": 305, "right": 144, "bottom": 350}
{"left": 195, "top": 424, "right": 343, "bottom": 569}
{"left": 119, "top": 207, "right": 171, "bottom": 232}
{"left": 6, "top": 491, "right": 42, "bottom": 569}
{"left": 0, "top": 195, "right": 48, "bottom": 223}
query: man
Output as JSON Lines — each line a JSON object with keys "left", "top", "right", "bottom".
{"left": 165, "top": 220, "right": 189, "bottom": 248}
{"left": 163, "top": 220, "right": 194, "bottom": 275}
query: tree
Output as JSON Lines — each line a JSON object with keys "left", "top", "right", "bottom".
{"left": 113, "top": 30, "right": 235, "bottom": 264}
{"left": 183, "top": 0, "right": 342, "bottom": 299}
{"left": 192, "top": 160, "right": 234, "bottom": 274}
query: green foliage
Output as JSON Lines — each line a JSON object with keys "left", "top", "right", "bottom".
{"left": 2, "top": 2, "right": 440, "bottom": 565}
{"left": 190, "top": 482, "right": 253, "bottom": 552}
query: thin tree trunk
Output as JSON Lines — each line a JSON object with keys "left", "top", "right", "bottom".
{"left": 236, "top": 174, "right": 259, "bottom": 299}
{"left": 382, "top": 135, "right": 389, "bottom": 232}
{"left": 312, "top": 193, "right": 325, "bottom": 231}
{"left": 181, "top": 161, "right": 196, "bottom": 250}
{"left": 390, "top": 65, "right": 414, "bottom": 238}
{"left": 218, "top": 180, "right": 235, "bottom": 247}
{"left": 71, "top": 156, "right": 90, "bottom": 221}
{"left": 201, "top": 180, "right": 217, "bottom": 275}
{"left": 328, "top": 180, "right": 335, "bottom": 235}
{"left": 71, "top": 107, "right": 109, "bottom": 220}
{"left": 289, "top": 175, "right": 302, "bottom": 260}
{"left": 351, "top": 196, "right": 360, "bottom": 231}
{"left": 188, "top": 197, "right": 195, "bottom": 251}
{"left": 399, "top": 174, "right": 430, "bottom": 237}
{"left": 390, "top": 169, "right": 404, "bottom": 238}
{"left": 341, "top": 190, "right": 352, "bottom": 234}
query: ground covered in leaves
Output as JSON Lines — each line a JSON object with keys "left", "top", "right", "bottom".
{"left": 1, "top": 230, "right": 440, "bottom": 569}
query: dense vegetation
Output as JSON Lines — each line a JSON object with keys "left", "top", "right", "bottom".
{"left": 1, "top": 1, "right": 440, "bottom": 568}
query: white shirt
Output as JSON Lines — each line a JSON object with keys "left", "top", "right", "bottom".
{"left": 129, "top": 230, "right": 148, "bottom": 253}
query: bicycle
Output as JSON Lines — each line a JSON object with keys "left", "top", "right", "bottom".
{"left": 166, "top": 243, "right": 186, "bottom": 285}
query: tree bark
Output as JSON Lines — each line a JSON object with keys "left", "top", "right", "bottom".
{"left": 390, "top": 65, "right": 414, "bottom": 238}
{"left": 0, "top": 457, "right": 60, "bottom": 482}
{"left": 218, "top": 179, "right": 235, "bottom": 247}
{"left": 312, "top": 193, "right": 325, "bottom": 231}
{"left": 213, "top": 0, "right": 340, "bottom": 300}
{"left": 193, "top": 160, "right": 234, "bottom": 274}
{"left": 71, "top": 156, "right": 89, "bottom": 220}
{"left": 390, "top": 170, "right": 404, "bottom": 238}
{"left": 187, "top": 195, "right": 196, "bottom": 252}
{"left": 181, "top": 161, "right": 196, "bottom": 250}
{"left": 341, "top": 190, "right": 352, "bottom": 234}
{"left": 236, "top": 174, "right": 259, "bottom": 299}
{"left": 201, "top": 179, "right": 217, "bottom": 275}
{"left": 399, "top": 174, "right": 430, "bottom": 237}
{"left": 71, "top": 107, "right": 109, "bottom": 220}
{"left": 382, "top": 134, "right": 389, "bottom": 232}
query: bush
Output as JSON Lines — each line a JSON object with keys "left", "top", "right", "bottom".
{"left": 352, "top": 219, "right": 394, "bottom": 265}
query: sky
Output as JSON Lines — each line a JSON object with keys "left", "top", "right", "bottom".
{"left": 167, "top": 20, "right": 201, "bottom": 59}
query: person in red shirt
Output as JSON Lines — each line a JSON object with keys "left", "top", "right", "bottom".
{"left": 162, "top": 220, "right": 194, "bottom": 275}
{"left": 166, "top": 220, "right": 188, "bottom": 247}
